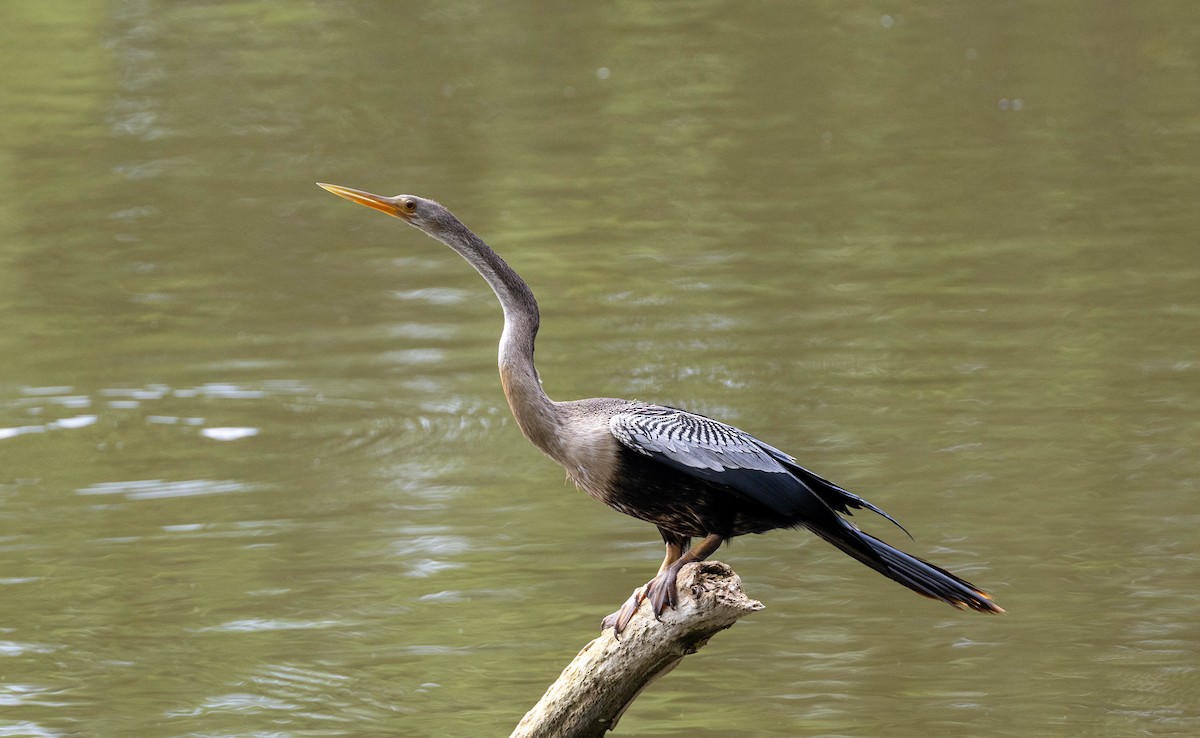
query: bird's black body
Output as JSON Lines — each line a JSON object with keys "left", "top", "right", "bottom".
{"left": 609, "top": 443, "right": 779, "bottom": 539}
{"left": 317, "top": 182, "right": 1004, "bottom": 633}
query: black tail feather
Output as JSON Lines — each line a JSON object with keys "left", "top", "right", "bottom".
{"left": 808, "top": 523, "right": 1003, "bottom": 614}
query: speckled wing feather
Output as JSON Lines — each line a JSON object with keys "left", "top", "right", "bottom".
{"left": 609, "top": 406, "right": 831, "bottom": 521}
{"left": 610, "top": 406, "right": 789, "bottom": 473}
{"left": 610, "top": 405, "right": 906, "bottom": 531}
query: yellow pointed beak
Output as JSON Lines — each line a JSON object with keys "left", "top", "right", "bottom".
{"left": 317, "top": 182, "right": 409, "bottom": 220}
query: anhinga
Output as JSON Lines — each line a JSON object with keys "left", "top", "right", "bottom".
{"left": 317, "top": 183, "right": 1003, "bottom": 633}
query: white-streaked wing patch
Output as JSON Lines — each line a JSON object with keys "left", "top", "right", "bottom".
{"left": 609, "top": 406, "right": 788, "bottom": 474}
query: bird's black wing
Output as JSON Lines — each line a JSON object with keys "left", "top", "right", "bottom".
{"left": 610, "top": 406, "right": 1000, "bottom": 612}
{"left": 609, "top": 405, "right": 903, "bottom": 531}
{"left": 753, "top": 434, "right": 910, "bottom": 536}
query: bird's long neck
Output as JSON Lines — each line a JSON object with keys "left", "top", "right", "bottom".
{"left": 434, "top": 221, "right": 563, "bottom": 455}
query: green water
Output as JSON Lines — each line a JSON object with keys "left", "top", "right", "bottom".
{"left": 2, "top": 3, "right": 1198, "bottom": 736}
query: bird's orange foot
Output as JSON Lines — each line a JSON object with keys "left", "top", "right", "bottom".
{"left": 602, "top": 585, "right": 648, "bottom": 635}
{"left": 645, "top": 566, "right": 681, "bottom": 617}
{"left": 602, "top": 567, "right": 682, "bottom": 636}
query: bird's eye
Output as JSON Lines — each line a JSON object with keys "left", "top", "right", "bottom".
{"left": 402, "top": 199, "right": 416, "bottom": 212}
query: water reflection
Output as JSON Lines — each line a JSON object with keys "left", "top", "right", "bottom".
{"left": 2, "top": 1, "right": 1200, "bottom": 736}
{"left": 77, "top": 478, "right": 255, "bottom": 500}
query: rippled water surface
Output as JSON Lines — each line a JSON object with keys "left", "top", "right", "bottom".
{"left": 2, "top": 3, "right": 1199, "bottom": 736}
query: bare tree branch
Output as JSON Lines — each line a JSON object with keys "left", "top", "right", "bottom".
{"left": 510, "top": 562, "right": 764, "bottom": 738}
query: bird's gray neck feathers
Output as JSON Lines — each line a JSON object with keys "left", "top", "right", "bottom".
{"left": 433, "top": 221, "right": 563, "bottom": 455}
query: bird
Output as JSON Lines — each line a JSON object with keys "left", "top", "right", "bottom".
{"left": 317, "top": 182, "right": 1004, "bottom": 633}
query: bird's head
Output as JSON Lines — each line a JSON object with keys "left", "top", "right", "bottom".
{"left": 317, "top": 183, "right": 457, "bottom": 237}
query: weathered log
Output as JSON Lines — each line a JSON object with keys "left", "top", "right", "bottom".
{"left": 510, "top": 561, "right": 763, "bottom": 738}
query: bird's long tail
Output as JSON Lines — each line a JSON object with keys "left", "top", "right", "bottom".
{"left": 809, "top": 523, "right": 1004, "bottom": 613}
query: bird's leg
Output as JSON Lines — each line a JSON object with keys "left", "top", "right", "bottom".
{"left": 607, "top": 533, "right": 725, "bottom": 635}
{"left": 605, "top": 530, "right": 689, "bottom": 634}
{"left": 644, "top": 533, "right": 724, "bottom": 619}
{"left": 656, "top": 532, "right": 690, "bottom": 575}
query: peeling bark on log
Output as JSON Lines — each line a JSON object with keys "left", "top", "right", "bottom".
{"left": 510, "top": 561, "right": 764, "bottom": 738}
